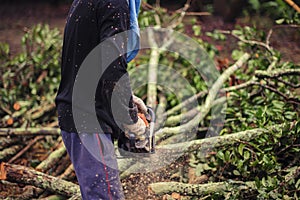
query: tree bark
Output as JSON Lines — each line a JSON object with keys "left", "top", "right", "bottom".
{"left": 0, "top": 137, "right": 20, "bottom": 150}
{"left": 36, "top": 141, "right": 66, "bottom": 172}
{"left": 158, "top": 122, "right": 293, "bottom": 153}
{"left": 0, "top": 128, "right": 60, "bottom": 136}
{"left": 0, "top": 162, "right": 80, "bottom": 197}
{"left": 146, "top": 29, "right": 160, "bottom": 110}
{"left": 0, "top": 180, "right": 41, "bottom": 199}
{"left": 255, "top": 68, "right": 300, "bottom": 78}
{"left": 59, "top": 164, "right": 75, "bottom": 180}
{"left": 165, "top": 91, "right": 206, "bottom": 117}
{"left": 149, "top": 181, "right": 256, "bottom": 196}
{"left": 0, "top": 145, "right": 23, "bottom": 161}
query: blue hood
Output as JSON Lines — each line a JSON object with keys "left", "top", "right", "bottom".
{"left": 127, "top": 0, "right": 141, "bottom": 63}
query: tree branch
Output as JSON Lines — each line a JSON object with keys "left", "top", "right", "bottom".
{"left": 0, "top": 128, "right": 60, "bottom": 136}
{"left": 149, "top": 181, "right": 256, "bottom": 196}
{"left": 255, "top": 68, "right": 300, "bottom": 78}
{"left": 155, "top": 53, "right": 250, "bottom": 140}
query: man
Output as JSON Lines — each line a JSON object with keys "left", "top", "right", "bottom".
{"left": 55, "top": 0, "right": 145, "bottom": 199}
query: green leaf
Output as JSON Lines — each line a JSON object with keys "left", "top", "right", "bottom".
{"left": 225, "top": 150, "right": 231, "bottom": 162}
{"left": 238, "top": 143, "right": 245, "bottom": 156}
{"left": 244, "top": 151, "right": 250, "bottom": 160}
{"left": 233, "top": 170, "right": 240, "bottom": 176}
{"left": 261, "top": 177, "right": 267, "bottom": 187}
{"left": 296, "top": 179, "right": 300, "bottom": 189}
{"left": 232, "top": 30, "right": 243, "bottom": 36}
{"left": 276, "top": 18, "right": 285, "bottom": 24}
{"left": 217, "top": 151, "right": 225, "bottom": 160}
{"left": 192, "top": 25, "right": 201, "bottom": 36}
{"left": 232, "top": 50, "right": 245, "bottom": 61}
{"left": 249, "top": 0, "right": 260, "bottom": 11}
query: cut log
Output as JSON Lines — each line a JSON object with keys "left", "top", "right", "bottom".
{"left": 0, "top": 162, "right": 80, "bottom": 197}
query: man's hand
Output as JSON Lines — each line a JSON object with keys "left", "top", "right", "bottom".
{"left": 132, "top": 94, "right": 147, "bottom": 114}
{"left": 123, "top": 116, "right": 147, "bottom": 140}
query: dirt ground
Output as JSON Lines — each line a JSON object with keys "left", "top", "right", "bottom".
{"left": 0, "top": 2, "right": 68, "bottom": 55}
{"left": 0, "top": 1, "right": 299, "bottom": 200}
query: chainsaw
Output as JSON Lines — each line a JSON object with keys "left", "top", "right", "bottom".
{"left": 118, "top": 107, "right": 156, "bottom": 156}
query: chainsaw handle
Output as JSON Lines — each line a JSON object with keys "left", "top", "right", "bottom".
{"left": 147, "top": 106, "right": 156, "bottom": 154}
{"left": 146, "top": 106, "right": 156, "bottom": 123}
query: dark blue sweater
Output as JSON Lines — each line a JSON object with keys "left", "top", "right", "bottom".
{"left": 55, "top": 0, "right": 138, "bottom": 137}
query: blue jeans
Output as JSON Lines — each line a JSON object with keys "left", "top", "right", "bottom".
{"left": 61, "top": 130, "right": 125, "bottom": 200}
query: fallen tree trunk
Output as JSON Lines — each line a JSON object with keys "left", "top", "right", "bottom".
{"left": 158, "top": 122, "right": 294, "bottom": 153}
{"left": 149, "top": 181, "right": 256, "bottom": 196}
{"left": 120, "top": 122, "right": 295, "bottom": 179}
{"left": 0, "top": 162, "right": 80, "bottom": 197}
{"left": 0, "top": 128, "right": 60, "bottom": 136}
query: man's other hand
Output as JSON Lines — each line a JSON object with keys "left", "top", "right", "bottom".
{"left": 132, "top": 94, "right": 147, "bottom": 114}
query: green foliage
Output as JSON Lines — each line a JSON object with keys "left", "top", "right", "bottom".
{"left": 0, "top": 24, "right": 62, "bottom": 127}
{"left": 188, "top": 122, "right": 300, "bottom": 199}
{"left": 187, "top": 25, "right": 300, "bottom": 200}
{"left": 245, "top": 0, "right": 300, "bottom": 24}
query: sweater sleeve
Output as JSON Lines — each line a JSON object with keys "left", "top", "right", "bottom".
{"left": 96, "top": 0, "right": 138, "bottom": 125}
